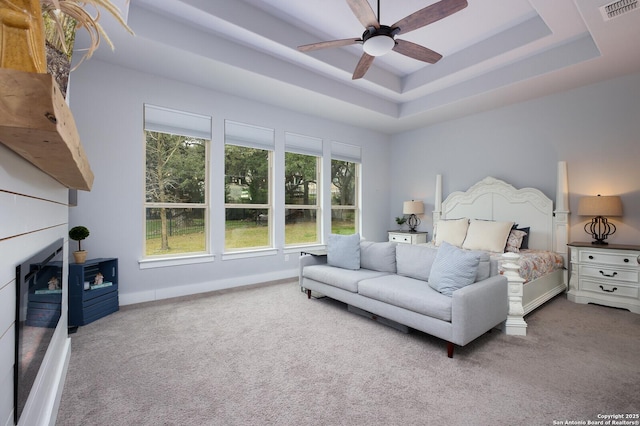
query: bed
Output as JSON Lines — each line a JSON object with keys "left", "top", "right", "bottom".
{"left": 432, "top": 161, "right": 570, "bottom": 336}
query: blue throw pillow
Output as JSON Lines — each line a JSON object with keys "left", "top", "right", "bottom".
{"left": 428, "top": 241, "right": 480, "bottom": 297}
{"left": 327, "top": 233, "right": 361, "bottom": 270}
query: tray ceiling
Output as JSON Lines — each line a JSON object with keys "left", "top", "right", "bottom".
{"left": 81, "top": 0, "right": 640, "bottom": 133}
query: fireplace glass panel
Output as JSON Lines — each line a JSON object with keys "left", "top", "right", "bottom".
{"left": 14, "top": 238, "right": 64, "bottom": 424}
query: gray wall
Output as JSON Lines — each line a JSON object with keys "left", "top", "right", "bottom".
{"left": 68, "top": 59, "right": 640, "bottom": 305}
{"left": 390, "top": 72, "right": 640, "bottom": 246}
{"left": 68, "top": 60, "right": 392, "bottom": 305}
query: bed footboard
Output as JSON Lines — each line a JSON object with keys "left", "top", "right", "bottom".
{"left": 502, "top": 253, "right": 527, "bottom": 336}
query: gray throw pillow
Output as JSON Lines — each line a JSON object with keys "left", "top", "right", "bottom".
{"left": 428, "top": 241, "right": 481, "bottom": 297}
{"left": 360, "top": 241, "right": 397, "bottom": 272}
{"left": 327, "top": 233, "right": 361, "bottom": 270}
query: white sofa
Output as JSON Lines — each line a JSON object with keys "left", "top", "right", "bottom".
{"left": 299, "top": 236, "right": 509, "bottom": 357}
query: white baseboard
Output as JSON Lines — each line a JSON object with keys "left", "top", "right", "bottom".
{"left": 119, "top": 268, "right": 298, "bottom": 306}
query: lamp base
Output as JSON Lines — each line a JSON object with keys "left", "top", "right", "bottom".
{"left": 584, "top": 216, "right": 616, "bottom": 246}
{"left": 407, "top": 214, "right": 420, "bottom": 233}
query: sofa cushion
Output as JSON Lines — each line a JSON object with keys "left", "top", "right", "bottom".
{"left": 428, "top": 242, "right": 481, "bottom": 297}
{"left": 360, "top": 241, "right": 397, "bottom": 273}
{"left": 358, "top": 275, "right": 453, "bottom": 322}
{"left": 475, "top": 251, "right": 492, "bottom": 281}
{"left": 303, "top": 264, "right": 390, "bottom": 293}
{"left": 395, "top": 244, "right": 438, "bottom": 281}
{"left": 327, "top": 233, "right": 360, "bottom": 270}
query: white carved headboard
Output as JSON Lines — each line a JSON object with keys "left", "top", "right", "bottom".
{"left": 433, "top": 162, "right": 570, "bottom": 261}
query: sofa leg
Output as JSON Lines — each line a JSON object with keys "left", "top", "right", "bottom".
{"left": 447, "top": 342, "right": 454, "bottom": 358}
{"left": 306, "top": 289, "right": 311, "bottom": 299}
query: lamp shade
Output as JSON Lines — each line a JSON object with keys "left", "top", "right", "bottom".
{"left": 577, "top": 195, "right": 622, "bottom": 217}
{"left": 403, "top": 200, "right": 424, "bottom": 215}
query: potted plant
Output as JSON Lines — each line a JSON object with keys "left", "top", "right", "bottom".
{"left": 0, "top": 0, "right": 133, "bottom": 94}
{"left": 69, "top": 225, "right": 90, "bottom": 263}
{"left": 395, "top": 216, "right": 407, "bottom": 230}
{"left": 41, "top": 0, "right": 134, "bottom": 66}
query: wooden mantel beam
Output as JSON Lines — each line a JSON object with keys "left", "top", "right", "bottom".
{"left": 0, "top": 68, "right": 93, "bottom": 191}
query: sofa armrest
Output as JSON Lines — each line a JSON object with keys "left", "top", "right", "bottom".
{"left": 299, "top": 254, "right": 327, "bottom": 287}
{"left": 450, "top": 275, "right": 509, "bottom": 346}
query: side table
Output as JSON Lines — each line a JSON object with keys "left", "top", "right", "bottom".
{"left": 567, "top": 242, "right": 640, "bottom": 313}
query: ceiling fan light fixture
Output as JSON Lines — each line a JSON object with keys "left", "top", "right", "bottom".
{"left": 363, "top": 35, "right": 395, "bottom": 56}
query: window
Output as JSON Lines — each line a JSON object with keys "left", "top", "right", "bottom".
{"left": 224, "top": 121, "right": 274, "bottom": 251}
{"left": 284, "top": 133, "right": 322, "bottom": 246}
{"left": 331, "top": 142, "right": 361, "bottom": 235}
{"left": 144, "top": 105, "right": 210, "bottom": 257}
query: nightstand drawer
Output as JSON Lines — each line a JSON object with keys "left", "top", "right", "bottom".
{"left": 579, "top": 265, "right": 639, "bottom": 284}
{"left": 579, "top": 250, "right": 640, "bottom": 267}
{"left": 387, "top": 231, "right": 428, "bottom": 245}
{"left": 582, "top": 279, "right": 639, "bottom": 299}
{"left": 390, "top": 234, "right": 411, "bottom": 243}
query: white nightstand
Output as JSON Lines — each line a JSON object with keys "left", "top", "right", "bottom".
{"left": 567, "top": 242, "right": 640, "bottom": 314}
{"left": 388, "top": 231, "right": 428, "bottom": 245}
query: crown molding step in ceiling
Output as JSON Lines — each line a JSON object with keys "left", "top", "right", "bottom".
{"left": 79, "top": 0, "right": 640, "bottom": 133}
{"left": 0, "top": 68, "right": 94, "bottom": 191}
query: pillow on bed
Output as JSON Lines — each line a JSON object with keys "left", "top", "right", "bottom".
{"left": 434, "top": 218, "right": 469, "bottom": 247}
{"left": 327, "top": 233, "right": 360, "bottom": 270}
{"left": 505, "top": 229, "right": 528, "bottom": 253}
{"left": 518, "top": 227, "right": 530, "bottom": 249}
{"left": 428, "top": 242, "right": 481, "bottom": 297}
{"left": 462, "top": 219, "right": 514, "bottom": 253}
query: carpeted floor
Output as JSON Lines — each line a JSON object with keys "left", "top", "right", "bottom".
{"left": 56, "top": 280, "right": 640, "bottom": 426}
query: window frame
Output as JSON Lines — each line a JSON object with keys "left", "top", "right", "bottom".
{"left": 142, "top": 105, "right": 211, "bottom": 260}
{"left": 330, "top": 141, "right": 362, "bottom": 236}
{"left": 223, "top": 120, "right": 275, "bottom": 252}
{"left": 284, "top": 151, "right": 322, "bottom": 248}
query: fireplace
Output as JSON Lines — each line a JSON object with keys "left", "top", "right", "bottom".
{"left": 14, "top": 238, "right": 64, "bottom": 425}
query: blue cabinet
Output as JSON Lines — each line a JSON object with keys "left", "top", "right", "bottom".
{"left": 69, "top": 258, "right": 119, "bottom": 326}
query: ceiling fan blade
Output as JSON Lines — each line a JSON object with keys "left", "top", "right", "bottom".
{"left": 346, "top": 0, "right": 379, "bottom": 29}
{"left": 392, "top": 0, "right": 467, "bottom": 35}
{"left": 352, "top": 52, "right": 375, "bottom": 80}
{"left": 393, "top": 39, "right": 442, "bottom": 64}
{"left": 298, "top": 38, "right": 361, "bottom": 52}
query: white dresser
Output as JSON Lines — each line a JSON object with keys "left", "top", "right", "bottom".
{"left": 388, "top": 231, "right": 428, "bottom": 245}
{"left": 567, "top": 242, "right": 640, "bottom": 314}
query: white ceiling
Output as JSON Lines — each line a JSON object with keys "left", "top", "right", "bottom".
{"left": 83, "top": 0, "right": 640, "bottom": 134}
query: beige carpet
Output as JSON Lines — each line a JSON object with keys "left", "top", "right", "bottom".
{"left": 57, "top": 280, "right": 640, "bottom": 426}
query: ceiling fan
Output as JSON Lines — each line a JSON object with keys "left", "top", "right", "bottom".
{"left": 298, "top": 0, "right": 468, "bottom": 80}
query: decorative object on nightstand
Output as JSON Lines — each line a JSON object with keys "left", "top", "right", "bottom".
{"left": 403, "top": 200, "right": 424, "bottom": 232}
{"left": 567, "top": 242, "right": 640, "bottom": 314}
{"left": 395, "top": 216, "right": 407, "bottom": 230}
{"left": 577, "top": 194, "right": 622, "bottom": 245}
{"left": 388, "top": 230, "right": 428, "bottom": 245}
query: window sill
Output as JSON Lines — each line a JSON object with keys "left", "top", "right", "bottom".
{"left": 222, "top": 248, "right": 278, "bottom": 260}
{"left": 139, "top": 253, "right": 215, "bottom": 269}
{"left": 283, "top": 245, "right": 326, "bottom": 254}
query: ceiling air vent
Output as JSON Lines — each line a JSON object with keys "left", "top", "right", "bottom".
{"left": 600, "top": 0, "right": 638, "bottom": 20}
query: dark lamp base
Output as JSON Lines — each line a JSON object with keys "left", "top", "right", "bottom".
{"left": 584, "top": 216, "right": 616, "bottom": 247}
{"left": 406, "top": 214, "right": 420, "bottom": 233}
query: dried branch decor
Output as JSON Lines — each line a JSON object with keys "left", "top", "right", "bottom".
{"left": 40, "top": 0, "right": 134, "bottom": 68}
